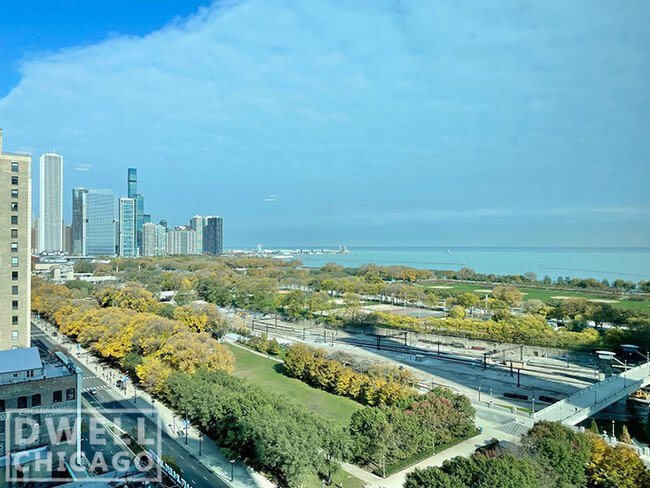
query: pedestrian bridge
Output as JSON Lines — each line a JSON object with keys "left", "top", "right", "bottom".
{"left": 532, "top": 361, "right": 650, "bottom": 426}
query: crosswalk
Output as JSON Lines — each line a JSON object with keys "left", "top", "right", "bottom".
{"left": 82, "top": 384, "right": 111, "bottom": 393}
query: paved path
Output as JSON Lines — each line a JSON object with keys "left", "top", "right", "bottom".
{"left": 33, "top": 319, "right": 274, "bottom": 488}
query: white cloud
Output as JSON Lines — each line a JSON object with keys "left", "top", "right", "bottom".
{"left": 0, "top": 0, "right": 648, "bottom": 245}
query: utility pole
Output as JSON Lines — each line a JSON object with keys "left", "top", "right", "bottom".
{"left": 517, "top": 369, "right": 521, "bottom": 387}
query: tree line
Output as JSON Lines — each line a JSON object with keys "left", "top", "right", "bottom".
{"left": 283, "top": 343, "right": 416, "bottom": 406}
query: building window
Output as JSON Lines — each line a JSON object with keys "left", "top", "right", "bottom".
{"left": 12, "top": 373, "right": 18, "bottom": 378}
{"left": 0, "top": 400, "right": 4, "bottom": 412}
{"left": 12, "top": 257, "right": 18, "bottom": 267}
{"left": 66, "top": 388, "right": 75, "bottom": 401}
{"left": 31, "top": 394, "right": 41, "bottom": 407}
{"left": 11, "top": 216, "right": 17, "bottom": 225}
{"left": 12, "top": 316, "right": 18, "bottom": 325}
{"left": 11, "top": 189, "right": 18, "bottom": 198}
{"left": 17, "top": 397, "right": 27, "bottom": 409}
{"left": 11, "top": 242, "right": 18, "bottom": 252}
{"left": 26, "top": 370, "right": 33, "bottom": 378}
{"left": 11, "top": 176, "right": 18, "bottom": 185}
{"left": 12, "top": 300, "right": 18, "bottom": 310}
{"left": 11, "top": 202, "right": 18, "bottom": 212}
{"left": 53, "top": 391, "right": 62, "bottom": 403}
{"left": 12, "top": 286, "right": 18, "bottom": 295}
{"left": 11, "top": 162, "right": 18, "bottom": 172}
{"left": 11, "top": 229, "right": 18, "bottom": 238}
{"left": 12, "top": 271, "right": 18, "bottom": 281}
{"left": 11, "top": 330, "right": 18, "bottom": 340}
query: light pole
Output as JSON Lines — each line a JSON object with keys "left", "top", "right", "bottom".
{"left": 478, "top": 386, "right": 481, "bottom": 402}
{"left": 185, "top": 412, "right": 189, "bottom": 445}
{"left": 230, "top": 459, "right": 235, "bottom": 481}
{"left": 198, "top": 433, "right": 203, "bottom": 456}
{"left": 611, "top": 420, "right": 615, "bottom": 439}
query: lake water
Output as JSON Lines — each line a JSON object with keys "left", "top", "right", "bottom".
{"left": 292, "top": 247, "right": 650, "bottom": 282}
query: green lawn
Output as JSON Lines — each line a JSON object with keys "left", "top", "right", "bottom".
{"left": 422, "top": 282, "right": 649, "bottom": 311}
{"left": 303, "top": 471, "right": 366, "bottom": 488}
{"left": 225, "top": 344, "right": 361, "bottom": 427}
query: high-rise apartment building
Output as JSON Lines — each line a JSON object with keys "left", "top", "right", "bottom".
{"left": 127, "top": 167, "right": 137, "bottom": 198}
{"left": 203, "top": 216, "right": 223, "bottom": 255}
{"left": 189, "top": 215, "right": 204, "bottom": 254}
{"left": 142, "top": 222, "right": 156, "bottom": 257}
{"left": 84, "top": 190, "right": 116, "bottom": 256}
{"left": 0, "top": 129, "right": 32, "bottom": 349}
{"left": 119, "top": 197, "right": 136, "bottom": 257}
{"left": 166, "top": 227, "right": 197, "bottom": 255}
{"left": 39, "top": 152, "right": 63, "bottom": 252}
{"left": 143, "top": 222, "right": 167, "bottom": 257}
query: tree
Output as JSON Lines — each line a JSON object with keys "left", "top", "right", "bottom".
{"left": 457, "top": 293, "right": 480, "bottom": 311}
{"left": 309, "top": 291, "right": 332, "bottom": 317}
{"left": 492, "top": 286, "right": 523, "bottom": 307}
{"left": 587, "top": 437, "right": 650, "bottom": 488}
{"left": 448, "top": 306, "right": 466, "bottom": 319}
{"left": 342, "top": 293, "right": 363, "bottom": 322}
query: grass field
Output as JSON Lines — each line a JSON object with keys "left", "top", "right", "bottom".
{"left": 421, "top": 282, "right": 650, "bottom": 311}
{"left": 225, "top": 343, "right": 361, "bottom": 427}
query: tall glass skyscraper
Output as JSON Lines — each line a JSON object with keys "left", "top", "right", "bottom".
{"left": 71, "top": 188, "right": 87, "bottom": 255}
{"left": 84, "top": 190, "right": 116, "bottom": 256}
{"left": 127, "top": 168, "right": 137, "bottom": 198}
{"left": 39, "top": 153, "right": 63, "bottom": 252}
{"left": 203, "top": 216, "right": 223, "bottom": 255}
{"left": 119, "top": 198, "right": 136, "bottom": 257}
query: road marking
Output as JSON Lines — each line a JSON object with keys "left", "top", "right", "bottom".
{"left": 203, "top": 476, "right": 208, "bottom": 480}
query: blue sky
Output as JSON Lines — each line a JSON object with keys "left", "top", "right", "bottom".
{"left": 1, "top": 0, "right": 649, "bottom": 248}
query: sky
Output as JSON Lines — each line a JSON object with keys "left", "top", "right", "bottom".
{"left": 1, "top": 0, "right": 649, "bottom": 248}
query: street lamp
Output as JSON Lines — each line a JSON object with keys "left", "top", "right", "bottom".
{"left": 198, "top": 433, "right": 203, "bottom": 456}
{"left": 230, "top": 459, "right": 235, "bottom": 481}
{"left": 478, "top": 386, "right": 481, "bottom": 402}
{"left": 185, "top": 412, "right": 189, "bottom": 445}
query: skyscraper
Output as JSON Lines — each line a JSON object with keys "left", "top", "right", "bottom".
{"left": 71, "top": 187, "right": 87, "bottom": 254}
{"left": 0, "top": 129, "right": 32, "bottom": 349}
{"left": 203, "top": 216, "right": 223, "bottom": 255}
{"left": 39, "top": 152, "right": 63, "bottom": 252}
{"left": 127, "top": 167, "right": 137, "bottom": 198}
{"left": 84, "top": 190, "right": 116, "bottom": 256}
{"left": 166, "top": 227, "right": 197, "bottom": 255}
{"left": 142, "top": 222, "right": 156, "bottom": 257}
{"left": 135, "top": 193, "right": 145, "bottom": 252}
{"left": 119, "top": 197, "right": 136, "bottom": 257}
{"left": 189, "top": 215, "right": 204, "bottom": 254}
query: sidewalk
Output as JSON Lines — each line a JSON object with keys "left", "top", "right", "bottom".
{"left": 36, "top": 319, "right": 274, "bottom": 488}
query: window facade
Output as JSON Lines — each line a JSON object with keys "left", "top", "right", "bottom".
{"left": 11, "top": 189, "right": 18, "bottom": 198}
{"left": 11, "top": 215, "right": 17, "bottom": 224}
{"left": 53, "top": 391, "right": 62, "bottom": 403}
{"left": 11, "top": 330, "right": 18, "bottom": 340}
{"left": 17, "top": 397, "right": 27, "bottom": 409}
{"left": 32, "top": 394, "right": 41, "bottom": 407}
{"left": 12, "top": 316, "right": 18, "bottom": 325}
{"left": 11, "top": 242, "right": 17, "bottom": 252}
{"left": 12, "top": 300, "right": 18, "bottom": 310}
{"left": 10, "top": 202, "right": 17, "bottom": 211}
{"left": 12, "top": 271, "right": 18, "bottom": 281}
{"left": 11, "top": 286, "right": 18, "bottom": 295}
{"left": 66, "top": 388, "right": 76, "bottom": 401}
{"left": 11, "top": 162, "right": 18, "bottom": 172}
{"left": 12, "top": 257, "right": 18, "bottom": 267}
{"left": 11, "top": 228, "right": 18, "bottom": 238}
{"left": 11, "top": 176, "right": 18, "bottom": 185}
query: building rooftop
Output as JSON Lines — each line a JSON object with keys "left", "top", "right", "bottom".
{"left": 0, "top": 347, "right": 42, "bottom": 374}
